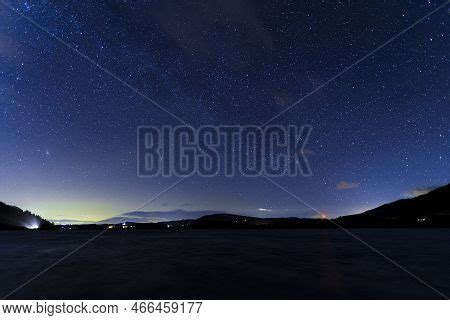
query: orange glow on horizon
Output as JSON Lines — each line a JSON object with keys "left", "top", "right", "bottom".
{"left": 319, "top": 212, "right": 329, "bottom": 219}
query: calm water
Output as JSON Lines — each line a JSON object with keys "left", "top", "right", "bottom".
{"left": 0, "top": 229, "right": 449, "bottom": 299}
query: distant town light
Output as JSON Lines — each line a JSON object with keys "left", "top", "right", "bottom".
{"left": 26, "top": 223, "right": 40, "bottom": 229}
{"left": 319, "top": 213, "right": 328, "bottom": 219}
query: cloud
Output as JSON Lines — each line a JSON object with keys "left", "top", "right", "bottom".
{"left": 403, "top": 186, "right": 437, "bottom": 198}
{"left": 50, "top": 219, "right": 95, "bottom": 225}
{"left": 97, "top": 210, "right": 222, "bottom": 224}
{"left": 336, "top": 181, "right": 360, "bottom": 190}
{"left": 249, "top": 208, "right": 314, "bottom": 218}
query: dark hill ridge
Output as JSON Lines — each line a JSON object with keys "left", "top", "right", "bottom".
{"left": 368, "top": 184, "right": 449, "bottom": 217}
{"left": 1, "top": 183, "right": 449, "bottom": 230}
{"left": 116, "top": 183, "right": 450, "bottom": 229}
{"left": 97, "top": 210, "right": 223, "bottom": 224}
{"left": 190, "top": 214, "right": 331, "bottom": 228}
{"left": 336, "top": 183, "right": 450, "bottom": 227}
{"left": 0, "top": 202, "right": 52, "bottom": 230}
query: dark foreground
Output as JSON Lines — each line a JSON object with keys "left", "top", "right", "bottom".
{"left": 0, "top": 229, "right": 449, "bottom": 299}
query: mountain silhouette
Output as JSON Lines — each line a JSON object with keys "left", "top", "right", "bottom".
{"left": 1, "top": 183, "right": 449, "bottom": 230}
{"left": 0, "top": 202, "right": 53, "bottom": 230}
{"left": 133, "top": 184, "right": 450, "bottom": 228}
{"left": 188, "top": 213, "right": 330, "bottom": 228}
{"left": 336, "top": 183, "right": 450, "bottom": 227}
{"left": 97, "top": 210, "right": 223, "bottom": 224}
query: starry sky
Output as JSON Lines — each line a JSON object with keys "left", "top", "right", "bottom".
{"left": 0, "top": 0, "right": 449, "bottom": 222}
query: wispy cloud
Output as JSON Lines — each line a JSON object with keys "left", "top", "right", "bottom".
{"left": 257, "top": 208, "right": 272, "bottom": 212}
{"left": 98, "top": 210, "right": 222, "bottom": 224}
{"left": 403, "top": 186, "right": 437, "bottom": 198}
{"left": 336, "top": 181, "right": 360, "bottom": 190}
{"left": 50, "top": 219, "right": 96, "bottom": 225}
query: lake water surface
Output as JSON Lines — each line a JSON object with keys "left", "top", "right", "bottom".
{"left": 0, "top": 229, "right": 449, "bottom": 299}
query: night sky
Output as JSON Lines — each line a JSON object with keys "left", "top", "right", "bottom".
{"left": 0, "top": 0, "right": 449, "bottom": 222}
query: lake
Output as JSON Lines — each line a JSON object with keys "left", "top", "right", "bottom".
{"left": 0, "top": 229, "right": 449, "bottom": 299}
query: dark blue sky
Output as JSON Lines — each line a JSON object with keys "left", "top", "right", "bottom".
{"left": 0, "top": 0, "right": 448, "bottom": 222}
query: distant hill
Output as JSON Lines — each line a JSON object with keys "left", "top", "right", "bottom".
{"left": 336, "top": 184, "right": 450, "bottom": 227}
{"left": 129, "top": 184, "right": 450, "bottom": 229}
{"left": 2, "top": 183, "right": 450, "bottom": 230}
{"left": 0, "top": 202, "right": 53, "bottom": 230}
{"left": 97, "top": 210, "right": 223, "bottom": 224}
{"left": 189, "top": 214, "right": 331, "bottom": 228}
